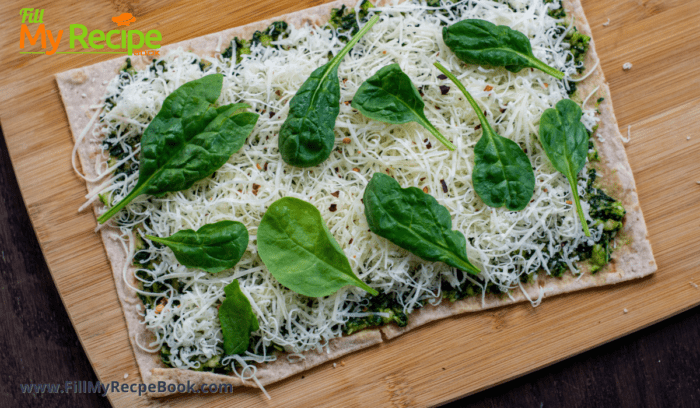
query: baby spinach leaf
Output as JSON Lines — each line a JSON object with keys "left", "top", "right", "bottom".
{"left": 443, "top": 19, "right": 564, "bottom": 80}
{"left": 257, "top": 197, "right": 378, "bottom": 297}
{"left": 351, "top": 64, "right": 456, "bottom": 150}
{"left": 218, "top": 280, "right": 259, "bottom": 356}
{"left": 434, "top": 62, "right": 535, "bottom": 211}
{"left": 539, "top": 99, "right": 591, "bottom": 236}
{"left": 98, "top": 74, "right": 259, "bottom": 223}
{"left": 145, "top": 220, "right": 249, "bottom": 273}
{"left": 279, "top": 14, "right": 380, "bottom": 168}
{"left": 363, "top": 173, "right": 479, "bottom": 275}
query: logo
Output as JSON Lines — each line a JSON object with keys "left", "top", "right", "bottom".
{"left": 19, "top": 8, "right": 161, "bottom": 56}
{"left": 112, "top": 13, "right": 136, "bottom": 27}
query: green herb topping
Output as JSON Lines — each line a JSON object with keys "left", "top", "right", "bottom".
{"left": 97, "top": 74, "right": 259, "bottom": 224}
{"left": 257, "top": 197, "right": 378, "bottom": 297}
{"left": 539, "top": 99, "right": 591, "bottom": 236}
{"left": 218, "top": 280, "right": 259, "bottom": 356}
{"left": 442, "top": 19, "right": 564, "bottom": 79}
{"left": 363, "top": 172, "right": 480, "bottom": 275}
{"left": 352, "top": 63, "right": 456, "bottom": 150}
{"left": 278, "top": 14, "right": 380, "bottom": 168}
{"left": 434, "top": 62, "right": 535, "bottom": 211}
{"left": 145, "top": 220, "right": 249, "bottom": 273}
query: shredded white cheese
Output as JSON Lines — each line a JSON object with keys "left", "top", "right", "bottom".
{"left": 82, "top": 0, "right": 601, "bottom": 376}
{"left": 621, "top": 124, "right": 631, "bottom": 143}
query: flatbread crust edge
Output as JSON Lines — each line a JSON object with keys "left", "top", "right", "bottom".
{"left": 55, "top": 0, "right": 655, "bottom": 397}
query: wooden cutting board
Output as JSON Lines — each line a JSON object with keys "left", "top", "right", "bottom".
{"left": 1, "top": 0, "right": 699, "bottom": 406}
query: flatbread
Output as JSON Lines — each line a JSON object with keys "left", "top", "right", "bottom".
{"left": 56, "top": 0, "right": 656, "bottom": 397}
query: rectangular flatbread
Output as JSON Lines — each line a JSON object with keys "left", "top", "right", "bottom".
{"left": 56, "top": 0, "right": 656, "bottom": 397}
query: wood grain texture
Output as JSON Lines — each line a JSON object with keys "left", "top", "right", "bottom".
{"left": 1, "top": 0, "right": 699, "bottom": 407}
{"left": 0, "top": 129, "right": 111, "bottom": 408}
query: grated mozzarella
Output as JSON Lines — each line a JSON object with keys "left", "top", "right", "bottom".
{"left": 83, "top": 0, "right": 601, "bottom": 376}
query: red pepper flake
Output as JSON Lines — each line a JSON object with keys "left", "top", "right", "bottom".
{"left": 439, "top": 85, "right": 450, "bottom": 95}
{"left": 440, "top": 179, "right": 448, "bottom": 193}
{"left": 252, "top": 183, "right": 260, "bottom": 195}
{"left": 424, "top": 138, "right": 432, "bottom": 149}
{"left": 269, "top": 111, "right": 276, "bottom": 118}
{"left": 475, "top": 124, "right": 481, "bottom": 130}
{"left": 256, "top": 163, "right": 262, "bottom": 170}
{"left": 275, "top": 90, "right": 281, "bottom": 97}
{"left": 264, "top": 162, "right": 268, "bottom": 171}
{"left": 484, "top": 85, "right": 493, "bottom": 91}
{"left": 344, "top": 101, "right": 351, "bottom": 105}
{"left": 342, "top": 137, "right": 351, "bottom": 144}
{"left": 423, "top": 186, "right": 429, "bottom": 193}
{"left": 353, "top": 167, "right": 360, "bottom": 172}
{"left": 348, "top": 238, "right": 353, "bottom": 245}
{"left": 261, "top": 109, "right": 266, "bottom": 115}
{"left": 435, "top": 105, "right": 440, "bottom": 110}
{"left": 383, "top": 50, "right": 387, "bottom": 54}
{"left": 566, "top": 200, "right": 572, "bottom": 204}
{"left": 331, "top": 191, "right": 340, "bottom": 198}
{"left": 543, "top": 83, "right": 549, "bottom": 88}
{"left": 543, "top": 188, "right": 548, "bottom": 192}
{"left": 420, "top": 177, "right": 426, "bottom": 182}
{"left": 500, "top": 107, "right": 506, "bottom": 113}
{"left": 386, "top": 168, "right": 391, "bottom": 174}
{"left": 329, "top": 204, "right": 337, "bottom": 212}
{"left": 437, "top": 74, "right": 447, "bottom": 80}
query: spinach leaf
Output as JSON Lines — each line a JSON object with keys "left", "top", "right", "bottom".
{"left": 539, "top": 99, "right": 591, "bottom": 236}
{"left": 434, "top": 62, "right": 535, "bottom": 211}
{"left": 257, "top": 197, "right": 378, "bottom": 297}
{"left": 279, "top": 14, "right": 380, "bottom": 168}
{"left": 145, "top": 220, "right": 249, "bottom": 273}
{"left": 218, "top": 280, "right": 259, "bottom": 356}
{"left": 98, "top": 74, "right": 259, "bottom": 224}
{"left": 443, "top": 19, "right": 564, "bottom": 80}
{"left": 363, "top": 173, "right": 479, "bottom": 275}
{"left": 351, "top": 64, "right": 456, "bottom": 150}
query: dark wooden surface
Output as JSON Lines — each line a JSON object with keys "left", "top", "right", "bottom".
{"left": 1, "top": 125, "right": 699, "bottom": 408}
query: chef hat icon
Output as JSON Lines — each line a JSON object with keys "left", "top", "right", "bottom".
{"left": 112, "top": 13, "right": 136, "bottom": 26}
